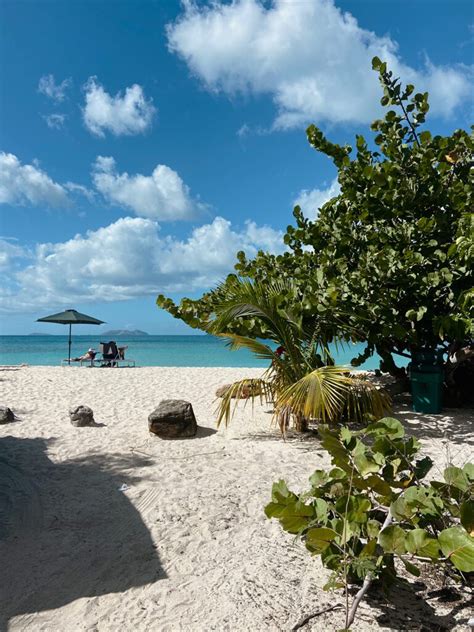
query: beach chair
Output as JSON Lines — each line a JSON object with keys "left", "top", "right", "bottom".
{"left": 61, "top": 350, "right": 97, "bottom": 367}
{"left": 99, "top": 341, "right": 136, "bottom": 367}
{"left": 99, "top": 341, "right": 120, "bottom": 367}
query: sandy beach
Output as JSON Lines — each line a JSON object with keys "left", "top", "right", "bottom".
{"left": 0, "top": 366, "right": 472, "bottom": 632}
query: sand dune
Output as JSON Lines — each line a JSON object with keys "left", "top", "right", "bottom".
{"left": 0, "top": 367, "right": 472, "bottom": 631}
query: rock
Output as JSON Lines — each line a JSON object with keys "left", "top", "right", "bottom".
{"left": 0, "top": 407, "right": 15, "bottom": 424}
{"left": 69, "top": 405, "right": 95, "bottom": 427}
{"left": 148, "top": 400, "right": 197, "bottom": 439}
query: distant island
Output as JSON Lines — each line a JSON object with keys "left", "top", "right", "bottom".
{"left": 101, "top": 329, "right": 149, "bottom": 337}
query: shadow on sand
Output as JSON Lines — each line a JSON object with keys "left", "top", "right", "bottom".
{"left": 365, "top": 577, "right": 471, "bottom": 631}
{"left": 392, "top": 397, "right": 474, "bottom": 446}
{"left": 0, "top": 436, "right": 164, "bottom": 630}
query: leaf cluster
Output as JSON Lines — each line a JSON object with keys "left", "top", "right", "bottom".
{"left": 265, "top": 418, "right": 474, "bottom": 592}
{"left": 157, "top": 60, "right": 474, "bottom": 377}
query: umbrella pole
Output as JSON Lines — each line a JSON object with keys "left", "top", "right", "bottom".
{"left": 68, "top": 323, "right": 72, "bottom": 365}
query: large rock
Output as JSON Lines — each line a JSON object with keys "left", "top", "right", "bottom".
{"left": 69, "top": 405, "right": 95, "bottom": 427}
{"left": 148, "top": 400, "right": 197, "bottom": 439}
{"left": 0, "top": 407, "right": 15, "bottom": 424}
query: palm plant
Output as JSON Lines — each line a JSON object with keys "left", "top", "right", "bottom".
{"left": 207, "top": 278, "right": 391, "bottom": 433}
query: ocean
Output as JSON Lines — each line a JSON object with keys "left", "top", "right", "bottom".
{"left": 0, "top": 335, "right": 385, "bottom": 369}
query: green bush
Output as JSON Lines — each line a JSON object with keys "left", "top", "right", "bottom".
{"left": 265, "top": 418, "right": 474, "bottom": 629}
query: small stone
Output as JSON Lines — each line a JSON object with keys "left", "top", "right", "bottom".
{"left": 148, "top": 400, "right": 197, "bottom": 439}
{"left": 0, "top": 406, "right": 15, "bottom": 424}
{"left": 69, "top": 405, "right": 95, "bottom": 427}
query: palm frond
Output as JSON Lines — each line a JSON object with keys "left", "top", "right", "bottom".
{"left": 276, "top": 366, "right": 391, "bottom": 425}
{"left": 217, "top": 333, "right": 276, "bottom": 362}
{"left": 215, "top": 378, "right": 273, "bottom": 428}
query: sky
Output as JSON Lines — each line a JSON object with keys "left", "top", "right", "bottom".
{"left": 0, "top": 0, "right": 472, "bottom": 335}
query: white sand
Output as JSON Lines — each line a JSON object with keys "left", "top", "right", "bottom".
{"left": 0, "top": 366, "right": 472, "bottom": 632}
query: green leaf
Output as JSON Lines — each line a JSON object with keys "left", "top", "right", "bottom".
{"left": 391, "top": 496, "right": 413, "bottom": 521}
{"left": 309, "top": 469, "right": 329, "bottom": 487}
{"left": 335, "top": 495, "right": 371, "bottom": 523}
{"left": 305, "top": 527, "right": 339, "bottom": 553}
{"left": 402, "top": 486, "right": 444, "bottom": 519}
{"left": 460, "top": 500, "right": 474, "bottom": 535}
{"left": 414, "top": 457, "right": 433, "bottom": 480}
{"left": 463, "top": 463, "right": 474, "bottom": 481}
{"left": 363, "top": 474, "right": 392, "bottom": 496}
{"left": 366, "top": 418, "right": 405, "bottom": 439}
{"left": 405, "top": 528, "right": 440, "bottom": 559}
{"left": 444, "top": 466, "right": 470, "bottom": 492}
{"left": 372, "top": 56, "right": 382, "bottom": 70}
{"left": 265, "top": 480, "right": 298, "bottom": 518}
{"left": 438, "top": 526, "right": 474, "bottom": 572}
{"left": 402, "top": 558, "right": 421, "bottom": 576}
{"left": 279, "top": 500, "right": 314, "bottom": 533}
{"left": 271, "top": 479, "right": 297, "bottom": 503}
{"left": 416, "top": 306, "right": 427, "bottom": 321}
{"left": 367, "top": 519, "right": 382, "bottom": 538}
{"left": 379, "top": 525, "right": 406, "bottom": 555}
{"left": 352, "top": 439, "right": 381, "bottom": 475}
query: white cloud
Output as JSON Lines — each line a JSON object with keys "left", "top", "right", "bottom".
{"left": 43, "top": 113, "right": 67, "bottom": 129}
{"left": 0, "top": 216, "right": 284, "bottom": 312}
{"left": 38, "top": 74, "right": 71, "bottom": 102}
{"left": 83, "top": 78, "right": 156, "bottom": 137}
{"left": 92, "top": 156, "right": 201, "bottom": 220}
{"left": 0, "top": 239, "right": 27, "bottom": 271}
{"left": 0, "top": 152, "right": 70, "bottom": 207}
{"left": 64, "top": 182, "right": 95, "bottom": 203}
{"left": 167, "top": 0, "right": 472, "bottom": 128}
{"left": 294, "top": 179, "right": 340, "bottom": 217}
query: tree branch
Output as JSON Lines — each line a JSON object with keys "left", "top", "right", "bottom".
{"left": 291, "top": 603, "right": 344, "bottom": 631}
{"left": 345, "top": 512, "right": 393, "bottom": 629}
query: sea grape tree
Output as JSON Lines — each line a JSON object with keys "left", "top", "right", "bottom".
{"left": 157, "top": 59, "right": 473, "bottom": 377}
{"left": 265, "top": 418, "right": 474, "bottom": 630}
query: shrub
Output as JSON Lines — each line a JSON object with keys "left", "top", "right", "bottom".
{"left": 265, "top": 418, "right": 474, "bottom": 629}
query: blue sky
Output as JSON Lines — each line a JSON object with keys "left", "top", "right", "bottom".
{"left": 0, "top": 0, "right": 472, "bottom": 335}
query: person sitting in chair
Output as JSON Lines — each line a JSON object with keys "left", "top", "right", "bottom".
{"left": 103, "top": 341, "right": 119, "bottom": 366}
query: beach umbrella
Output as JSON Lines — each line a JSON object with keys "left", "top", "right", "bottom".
{"left": 36, "top": 309, "right": 105, "bottom": 365}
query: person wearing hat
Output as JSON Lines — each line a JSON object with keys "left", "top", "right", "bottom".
{"left": 73, "top": 348, "right": 97, "bottom": 365}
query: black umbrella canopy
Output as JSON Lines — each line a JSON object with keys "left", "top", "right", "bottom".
{"left": 37, "top": 309, "right": 105, "bottom": 325}
{"left": 37, "top": 309, "right": 105, "bottom": 365}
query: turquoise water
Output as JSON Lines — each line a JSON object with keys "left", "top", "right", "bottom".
{"left": 0, "top": 335, "right": 384, "bottom": 369}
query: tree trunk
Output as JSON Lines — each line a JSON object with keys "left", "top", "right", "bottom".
{"left": 376, "top": 346, "right": 407, "bottom": 381}
{"left": 294, "top": 413, "right": 309, "bottom": 432}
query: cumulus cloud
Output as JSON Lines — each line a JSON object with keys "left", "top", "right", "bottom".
{"left": 167, "top": 0, "right": 471, "bottom": 128}
{"left": 294, "top": 179, "right": 340, "bottom": 217}
{"left": 83, "top": 78, "right": 156, "bottom": 137}
{"left": 92, "top": 156, "right": 202, "bottom": 220}
{"left": 0, "top": 152, "right": 70, "bottom": 207}
{"left": 43, "top": 113, "right": 67, "bottom": 129}
{"left": 0, "top": 216, "right": 284, "bottom": 312}
{"left": 0, "top": 239, "right": 28, "bottom": 271}
{"left": 38, "top": 74, "right": 72, "bottom": 102}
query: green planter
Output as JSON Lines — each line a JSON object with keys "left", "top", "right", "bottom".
{"left": 410, "top": 368, "right": 443, "bottom": 414}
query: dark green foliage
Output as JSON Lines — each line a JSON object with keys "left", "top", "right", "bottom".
{"left": 265, "top": 418, "right": 474, "bottom": 627}
{"left": 157, "top": 59, "right": 473, "bottom": 377}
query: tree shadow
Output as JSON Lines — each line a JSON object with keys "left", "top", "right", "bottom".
{"left": 0, "top": 436, "right": 165, "bottom": 629}
{"left": 392, "top": 397, "right": 474, "bottom": 446}
{"left": 365, "top": 578, "right": 471, "bottom": 631}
